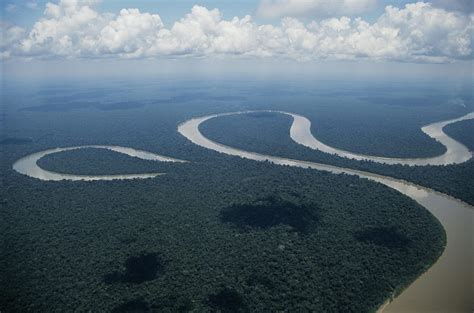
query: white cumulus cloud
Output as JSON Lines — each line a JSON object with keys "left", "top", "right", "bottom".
{"left": 97, "top": 8, "right": 164, "bottom": 57}
{"left": 0, "top": 0, "right": 472, "bottom": 63}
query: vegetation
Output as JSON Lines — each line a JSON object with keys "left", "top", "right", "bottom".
{"left": 444, "top": 119, "right": 474, "bottom": 151}
{"left": 103, "top": 252, "right": 165, "bottom": 284}
{"left": 0, "top": 137, "right": 32, "bottom": 145}
{"left": 111, "top": 298, "right": 150, "bottom": 313}
{"left": 38, "top": 148, "right": 180, "bottom": 175}
{"left": 1, "top": 142, "right": 446, "bottom": 312}
{"left": 220, "top": 195, "right": 319, "bottom": 234}
{"left": 355, "top": 227, "right": 411, "bottom": 249}
{"left": 21, "top": 93, "right": 244, "bottom": 112}
{"left": 206, "top": 288, "right": 248, "bottom": 313}
{"left": 276, "top": 101, "right": 457, "bottom": 158}
{"left": 1, "top": 79, "right": 459, "bottom": 312}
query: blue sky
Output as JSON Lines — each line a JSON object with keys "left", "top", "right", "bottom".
{"left": 1, "top": 0, "right": 425, "bottom": 27}
{"left": 2, "top": 1, "right": 257, "bottom": 27}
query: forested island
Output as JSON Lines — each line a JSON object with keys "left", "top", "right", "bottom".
{"left": 443, "top": 119, "right": 474, "bottom": 150}
{"left": 37, "top": 148, "right": 182, "bottom": 175}
{"left": 200, "top": 112, "right": 474, "bottom": 205}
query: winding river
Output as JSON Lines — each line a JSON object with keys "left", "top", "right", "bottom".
{"left": 288, "top": 111, "right": 474, "bottom": 166}
{"left": 12, "top": 111, "right": 474, "bottom": 312}
{"left": 12, "top": 145, "right": 187, "bottom": 181}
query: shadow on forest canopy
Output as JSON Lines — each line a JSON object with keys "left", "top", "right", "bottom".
{"left": 103, "top": 252, "right": 165, "bottom": 284}
{"left": 206, "top": 287, "right": 249, "bottom": 313}
{"left": 220, "top": 195, "right": 319, "bottom": 234}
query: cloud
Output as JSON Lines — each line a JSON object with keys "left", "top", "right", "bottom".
{"left": 1, "top": 1, "right": 472, "bottom": 63}
{"left": 152, "top": 6, "right": 260, "bottom": 57}
{"left": 98, "top": 8, "right": 164, "bottom": 57}
{"left": 1, "top": 22, "right": 25, "bottom": 59}
{"left": 257, "top": 0, "right": 377, "bottom": 19}
{"left": 17, "top": 0, "right": 106, "bottom": 57}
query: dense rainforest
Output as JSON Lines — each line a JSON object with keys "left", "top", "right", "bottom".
{"left": 1, "top": 78, "right": 468, "bottom": 312}
{"left": 1, "top": 147, "right": 445, "bottom": 312}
